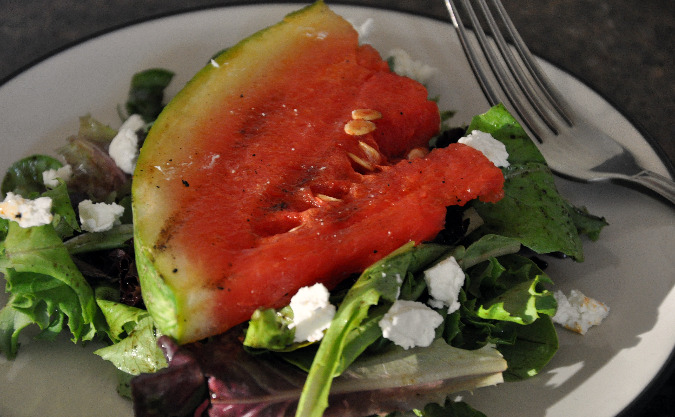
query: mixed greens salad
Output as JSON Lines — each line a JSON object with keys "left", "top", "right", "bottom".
{"left": 0, "top": 54, "right": 607, "bottom": 416}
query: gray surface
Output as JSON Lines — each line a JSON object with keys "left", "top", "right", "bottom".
{"left": 0, "top": 1, "right": 673, "bottom": 416}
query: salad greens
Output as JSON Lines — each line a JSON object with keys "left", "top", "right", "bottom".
{"left": 123, "top": 68, "right": 175, "bottom": 123}
{"left": 132, "top": 325, "right": 506, "bottom": 417}
{"left": 0, "top": 65, "right": 607, "bottom": 417}
{"left": 0, "top": 70, "right": 169, "bottom": 370}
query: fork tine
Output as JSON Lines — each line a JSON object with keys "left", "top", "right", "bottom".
{"left": 449, "top": 0, "right": 675, "bottom": 205}
{"left": 489, "top": 0, "right": 574, "bottom": 127}
{"left": 444, "top": 0, "right": 501, "bottom": 105}
{"left": 446, "top": 0, "right": 543, "bottom": 140}
{"left": 445, "top": 0, "right": 573, "bottom": 141}
{"left": 475, "top": 0, "right": 564, "bottom": 135}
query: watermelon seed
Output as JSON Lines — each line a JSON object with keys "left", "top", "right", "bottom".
{"left": 406, "top": 147, "right": 429, "bottom": 160}
{"left": 317, "top": 194, "right": 342, "bottom": 203}
{"left": 344, "top": 119, "right": 376, "bottom": 136}
{"left": 347, "top": 152, "right": 374, "bottom": 172}
{"left": 358, "top": 141, "right": 382, "bottom": 164}
{"left": 351, "top": 108, "right": 382, "bottom": 121}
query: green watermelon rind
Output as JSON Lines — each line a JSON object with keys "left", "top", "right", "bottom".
{"left": 134, "top": 238, "right": 179, "bottom": 338}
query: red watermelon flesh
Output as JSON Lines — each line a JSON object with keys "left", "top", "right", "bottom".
{"left": 132, "top": 2, "right": 504, "bottom": 343}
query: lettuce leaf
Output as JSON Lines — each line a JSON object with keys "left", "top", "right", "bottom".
{"left": 467, "top": 104, "right": 607, "bottom": 261}
{"left": 0, "top": 222, "right": 106, "bottom": 358}
{"left": 63, "top": 224, "right": 134, "bottom": 255}
{"left": 58, "top": 115, "right": 128, "bottom": 202}
{"left": 472, "top": 254, "right": 557, "bottom": 325}
{"left": 92, "top": 286, "right": 166, "bottom": 377}
{"left": 125, "top": 68, "right": 175, "bottom": 123}
{"left": 132, "top": 331, "right": 506, "bottom": 417}
{"left": 42, "top": 181, "right": 81, "bottom": 239}
{"left": 94, "top": 313, "right": 166, "bottom": 375}
{"left": 244, "top": 306, "right": 296, "bottom": 351}
{"left": 0, "top": 154, "right": 62, "bottom": 199}
{"left": 295, "top": 242, "right": 449, "bottom": 417}
{"left": 393, "top": 398, "right": 489, "bottom": 417}
{"left": 498, "top": 315, "right": 558, "bottom": 381}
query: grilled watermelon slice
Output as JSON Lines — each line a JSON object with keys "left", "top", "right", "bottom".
{"left": 132, "top": 1, "right": 504, "bottom": 343}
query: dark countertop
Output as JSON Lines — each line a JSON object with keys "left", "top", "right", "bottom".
{"left": 1, "top": 1, "right": 673, "bottom": 416}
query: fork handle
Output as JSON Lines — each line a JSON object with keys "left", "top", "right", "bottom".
{"left": 627, "top": 170, "right": 675, "bottom": 206}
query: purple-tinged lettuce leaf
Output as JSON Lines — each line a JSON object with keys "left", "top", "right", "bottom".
{"left": 58, "top": 115, "right": 128, "bottom": 202}
{"left": 132, "top": 336, "right": 208, "bottom": 417}
{"left": 131, "top": 331, "right": 506, "bottom": 417}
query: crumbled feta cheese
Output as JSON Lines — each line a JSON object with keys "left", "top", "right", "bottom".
{"left": 78, "top": 199, "right": 125, "bottom": 232}
{"left": 387, "top": 48, "right": 437, "bottom": 85}
{"left": 552, "top": 289, "right": 609, "bottom": 335}
{"left": 348, "top": 17, "right": 374, "bottom": 43}
{"left": 424, "top": 256, "right": 465, "bottom": 314}
{"left": 42, "top": 164, "right": 72, "bottom": 188}
{"left": 0, "top": 192, "right": 53, "bottom": 228}
{"left": 379, "top": 299, "right": 444, "bottom": 349}
{"left": 108, "top": 114, "right": 146, "bottom": 174}
{"left": 458, "top": 130, "right": 510, "bottom": 168}
{"left": 289, "top": 283, "right": 336, "bottom": 343}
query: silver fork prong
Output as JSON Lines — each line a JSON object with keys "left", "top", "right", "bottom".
{"left": 444, "top": 0, "right": 500, "bottom": 105}
{"left": 476, "top": 0, "right": 563, "bottom": 135}
{"left": 490, "top": 0, "right": 574, "bottom": 127}
{"left": 447, "top": 0, "right": 545, "bottom": 141}
{"left": 446, "top": 0, "right": 675, "bottom": 205}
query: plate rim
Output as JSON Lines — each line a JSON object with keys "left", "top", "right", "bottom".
{"left": 0, "top": 2, "right": 673, "bottom": 416}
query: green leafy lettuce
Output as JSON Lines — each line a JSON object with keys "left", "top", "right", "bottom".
{"left": 1, "top": 155, "right": 63, "bottom": 198}
{"left": 0, "top": 68, "right": 176, "bottom": 365}
{"left": 0, "top": 222, "right": 106, "bottom": 358}
{"left": 125, "top": 68, "right": 175, "bottom": 122}
{"left": 467, "top": 104, "right": 607, "bottom": 261}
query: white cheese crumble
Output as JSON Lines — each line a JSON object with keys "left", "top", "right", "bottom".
{"left": 78, "top": 199, "right": 125, "bottom": 232}
{"left": 379, "top": 299, "right": 444, "bottom": 349}
{"left": 289, "top": 283, "right": 336, "bottom": 343}
{"left": 552, "top": 289, "right": 609, "bottom": 335}
{"left": 424, "top": 256, "right": 465, "bottom": 314}
{"left": 42, "top": 164, "right": 73, "bottom": 188}
{"left": 387, "top": 48, "right": 437, "bottom": 85}
{"left": 458, "top": 130, "right": 510, "bottom": 168}
{"left": 0, "top": 192, "right": 53, "bottom": 228}
{"left": 108, "top": 114, "right": 146, "bottom": 174}
{"left": 348, "top": 17, "right": 375, "bottom": 43}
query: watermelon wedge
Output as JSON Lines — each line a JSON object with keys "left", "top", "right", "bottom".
{"left": 132, "top": 1, "right": 504, "bottom": 343}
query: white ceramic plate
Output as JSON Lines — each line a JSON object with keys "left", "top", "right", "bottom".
{"left": 0, "top": 4, "right": 673, "bottom": 417}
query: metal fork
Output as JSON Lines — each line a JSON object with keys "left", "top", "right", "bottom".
{"left": 444, "top": 0, "right": 675, "bottom": 206}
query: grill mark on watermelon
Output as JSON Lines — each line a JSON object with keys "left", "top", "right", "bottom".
{"left": 133, "top": 3, "right": 506, "bottom": 342}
